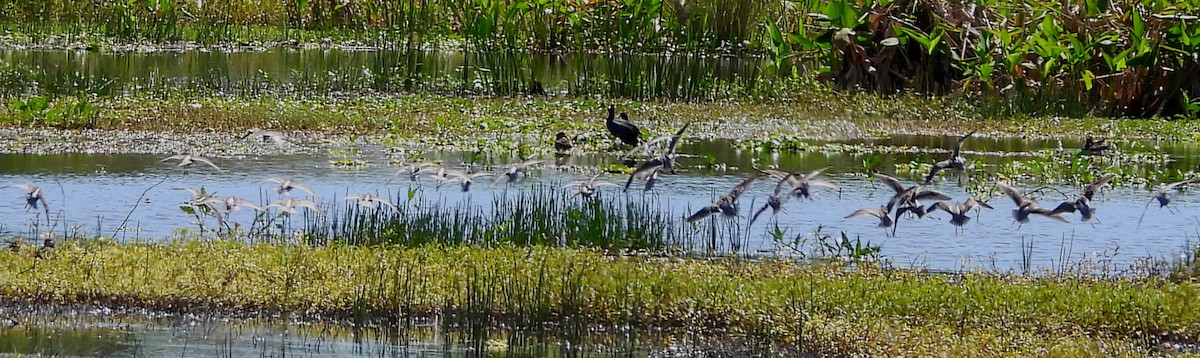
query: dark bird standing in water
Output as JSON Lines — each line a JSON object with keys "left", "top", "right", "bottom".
{"left": 686, "top": 174, "right": 759, "bottom": 223}
{"left": 605, "top": 105, "right": 641, "bottom": 147}
{"left": 1050, "top": 174, "right": 1115, "bottom": 222}
{"left": 996, "top": 181, "right": 1070, "bottom": 225}
{"left": 554, "top": 132, "right": 574, "bottom": 155}
{"left": 1080, "top": 136, "right": 1111, "bottom": 156}
{"left": 923, "top": 130, "right": 976, "bottom": 185}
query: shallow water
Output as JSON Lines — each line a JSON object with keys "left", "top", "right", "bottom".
{"left": 0, "top": 313, "right": 775, "bottom": 357}
{"left": 0, "top": 135, "right": 1198, "bottom": 272}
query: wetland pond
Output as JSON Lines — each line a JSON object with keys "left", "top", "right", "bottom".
{"left": 1, "top": 135, "right": 1198, "bottom": 273}
{"left": 3, "top": 47, "right": 1200, "bottom": 356}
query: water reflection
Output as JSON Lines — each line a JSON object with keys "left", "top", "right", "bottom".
{"left": 0, "top": 316, "right": 783, "bottom": 357}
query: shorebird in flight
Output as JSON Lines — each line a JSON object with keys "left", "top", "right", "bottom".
{"left": 686, "top": 174, "right": 759, "bottom": 223}
{"left": 162, "top": 154, "right": 223, "bottom": 172}
{"left": 263, "top": 177, "right": 317, "bottom": 196}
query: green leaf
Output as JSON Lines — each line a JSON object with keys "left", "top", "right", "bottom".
{"left": 824, "top": 0, "right": 859, "bottom": 29}
{"left": 880, "top": 37, "right": 900, "bottom": 46}
{"left": 1132, "top": 10, "right": 1145, "bottom": 39}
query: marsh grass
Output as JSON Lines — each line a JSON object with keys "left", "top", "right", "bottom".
{"left": 310, "top": 184, "right": 712, "bottom": 252}
{"left": 0, "top": 240, "right": 1197, "bottom": 356}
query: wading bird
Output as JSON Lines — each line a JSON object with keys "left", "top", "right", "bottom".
{"left": 7, "top": 183, "right": 47, "bottom": 211}
{"left": 1050, "top": 174, "right": 1115, "bottom": 222}
{"left": 554, "top": 132, "right": 574, "bottom": 155}
{"left": 240, "top": 128, "right": 289, "bottom": 146}
{"left": 923, "top": 130, "right": 976, "bottom": 185}
{"left": 927, "top": 198, "right": 994, "bottom": 231}
{"left": 345, "top": 194, "right": 399, "bottom": 212}
{"left": 1136, "top": 178, "right": 1197, "bottom": 229}
{"left": 761, "top": 167, "right": 839, "bottom": 199}
{"left": 562, "top": 174, "right": 618, "bottom": 199}
{"left": 262, "top": 177, "right": 317, "bottom": 196}
{"left": 624, "top": 122, "right": 690, "bottom": 169}
{"left": 395, "top": 162, "right": 441, "bottom": 181}
{"left": 267, "top": 198, "right": 324, "bottom": 216}
{"left": 623, "top": 122, "right": 691, "bottom": 190}
{"left": 162, "top": 154, "right": 223, "bottom": 172}
{"left": 605, "top": 105, "right": 641, "bottom": 147}
{"left": 446, "top": 171, "right": 495, "bottom": 192}
{"left": 874, "top": 173, "right": 950, "bottom": 234}
{"left": 996, "top": 181, "right": 1069, "bottom": 225}
{"left": 845, "top": 206, "right": 894, "bottom": 229}
{"left": 686, "top": 174, "right": 759, "bottom": 223}
{"left": 211, "top": 196, "right": 265, "bottom": 215}
{"left": 1080, "top": 136, "right": 1111, "bottom": 156}
{"left": 495, "top": 160, "right": 544, "bottom": 185}
{"left": 749, "top": 174, "right": 797, "bottom": 225}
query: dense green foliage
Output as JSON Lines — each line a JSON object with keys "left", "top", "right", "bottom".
{"left": 1, "top": 0, "right": 1198, "bottom": 116}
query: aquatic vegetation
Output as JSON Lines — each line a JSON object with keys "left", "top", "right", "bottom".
{"left": 310, "top": 184, "right": 713, "bottom": 252}
{"left": 0, "top": 240, "right": 1196, "bottom": 356}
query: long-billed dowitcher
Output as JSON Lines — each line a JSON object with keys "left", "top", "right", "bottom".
{"left": 923, "top": 130, "right": 976, "bottom": 185}
{"left": 845, "top": 206, "right": 895, "bottom": 228}
{"left": 1136, "top": 178, "right": 1197, "bottom": 229}
{"left": 445, "top": 171, "right": 495, "bottom": 192}
{"left": 749, "top": 173, "right": 797, "bottom": 225}
{"left": 927, "top": 198, "right": 994, "bottom": 231}
{"left": 345, "top": 193, "right": 399, "bottom": 212}
{"left": 762, "top": 167, "right": 840, "bottom": 199}
{"left": 996, "top": 181, "right": 1070, "bottom": 225}
{"left": 1049, "top": 174, "right": 1115, "bottom": 222}
{"left": 562, "top": 174, "right": 619, "bottom": 199}
{"left": 262, "top": 177, "right": 317, "bottom": 196}
{"left": 162, "top": 154, "right": 223, "bottom": 172}
{"left": 7, "top": 183, "right": 47, "bottom": 211}
{"left": 686, "top": 174, "right": 759, "bottom": 223}
{"left": 240, "top": 128, "right": 289, "bottom": 146}
{"left": 624, "top": 122, "right": 690, "bottom": 173}
{"left": 494, "top": 160, "right": 544, "bottom": 185}
{"left": 267, "top": 198, "right": 324, "bottom": 215}
{"left": 396, "top": 161, "right": 440, "bottom": 181}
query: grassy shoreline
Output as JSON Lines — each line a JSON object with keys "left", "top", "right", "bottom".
{"left": 5, "top": 94, "right": 1200, "bottom": 144}
{"left": 0, "top": 239, "right": 1197, "bottom": 356}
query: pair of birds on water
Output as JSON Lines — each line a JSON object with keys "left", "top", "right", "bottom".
{"left": 552, "top": 105, "right": 641, "bottom": 156}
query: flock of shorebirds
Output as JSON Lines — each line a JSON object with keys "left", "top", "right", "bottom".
{"left": 1, "top": 106, "right": 1195, "bottom": 246}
